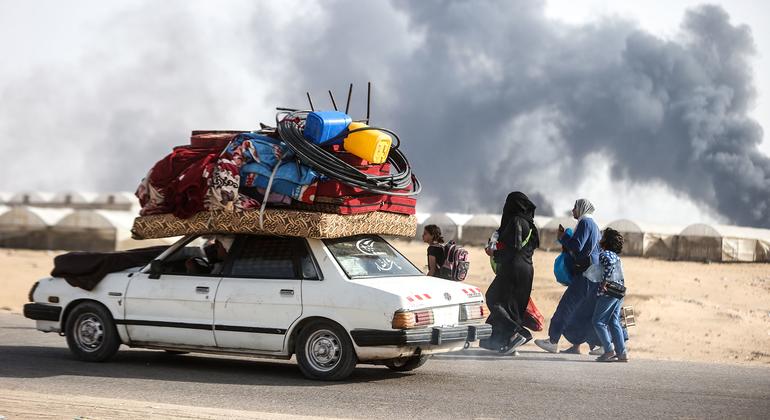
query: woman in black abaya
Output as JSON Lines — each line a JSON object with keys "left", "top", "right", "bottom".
{"left": 483, "top": 191, "right": 540, "bottom": 354}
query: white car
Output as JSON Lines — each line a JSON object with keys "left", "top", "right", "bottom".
{"left": 25, "top": 234, "right": 491, "bottom": 380}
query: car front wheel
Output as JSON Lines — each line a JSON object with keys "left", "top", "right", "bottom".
{"left": 385, "top": 355, "right": 430, "bottom": 372}
{"left": 295, "top": 320, "right": 357, "bottom": 381}
{"left": 65, "top": 302, "right": 120, "bottom": 362}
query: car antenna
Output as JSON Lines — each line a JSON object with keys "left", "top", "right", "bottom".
{"left": 345, "top": 83, "right": 353, "bottom": 114}
{"left": 328, "top": 90, "right": 338, "bottom": 111}
{"left": 366, "top": 82, "right": 371, "bottom": 124}
{"left": 306, "top": 92, "right": 315, "bottom": 111}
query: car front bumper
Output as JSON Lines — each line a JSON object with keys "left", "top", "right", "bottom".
{"left": 350, "top": 323, "right": 492, "bottom": 347}
{"left": 23, "top": 303, "right": 62, "bottom": 322}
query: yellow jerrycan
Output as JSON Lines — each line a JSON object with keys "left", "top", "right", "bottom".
{"left": 343, "top": 122, "right": 392, "bottom": 164}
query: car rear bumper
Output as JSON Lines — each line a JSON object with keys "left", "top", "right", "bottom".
{"left": 23, "top": 303, "right": 62, "bottom": 322}
{"left": 350, "top": 323, "right": 492, "bottom": 347}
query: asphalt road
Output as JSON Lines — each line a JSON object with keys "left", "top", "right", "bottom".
{"left": 1, "top": 312, "right": 768, "bottom": 419}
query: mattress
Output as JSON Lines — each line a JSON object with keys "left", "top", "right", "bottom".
{"left": 132, "top": 209, "right": 417, "bottom": 239}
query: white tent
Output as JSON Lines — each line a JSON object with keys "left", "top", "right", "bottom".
{"left": 462, "top": 214, "right": 501, "bottom": 245}
{"left": 415, "top": 212, "right": 431, "bottom": 225}
{"left": 640, "top": 222, "right": 682, "bottom": 260}
{"left": 676, "top": 223, "right": 770, "bottom": 262}
{"left": 50, "top": 192, "right": 97, "bottom": 206}
{"left": 0, "top": 206, "right": 73, "bottom": 249}
{"left": 421, "top": 213, "right": 460, "bottom": 242}
{"left": 533, "top": 215, "right": 552, "bottom": 230}
{"left": 51, "top": 210, "right": 136, "bottom": 251}
{"left": 413, "top": 212, "right": 430, "bottom": 241}
{"left": 8, "top": 192, "right": 54, "bottom": 205}
{"left": 606, "top": 219, "right": 644, "bottom": 257}
{"left": 93, "top": 192, "right": 139, "bottom": 211}
{"left": 539, "top": 217, "right": 577, "bottom": 251}
{"left": 605, "top": 219, "right": 682, "bottom": 258}
{"left": 446, "top": 213, "right": 474, "bottom": 243}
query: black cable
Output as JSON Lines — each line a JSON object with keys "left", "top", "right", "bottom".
{"left": 276, "top": 110, "right": 420, "bottom": 196}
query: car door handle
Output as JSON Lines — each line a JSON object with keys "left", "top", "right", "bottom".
{"left": 280, "top": 289, "right": 294, "bottom": 296}
{"left": 196, "top": 286, "right": 210, "bottom": 294}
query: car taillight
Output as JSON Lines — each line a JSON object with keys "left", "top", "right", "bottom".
{"left": 28, "top": 281, "right": 39, "bottom": 302}
{"left": 460, "top": 303, "right": 487, "bottom": 322}
{"left": 392, "top": 309, "right": 434, "bottom": 329}
{"left": 413, "top": 309, "right": 434, "bottom": 327}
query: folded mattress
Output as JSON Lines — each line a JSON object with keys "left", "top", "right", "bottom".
{"left": 132, "top": 209, "right": 416, "bottom": 239}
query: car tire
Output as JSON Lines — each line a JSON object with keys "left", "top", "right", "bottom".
{"left": 65, "top": 301, "right": 121, "bottom": 362}
{"left": 385, "top": 355, "right": 430, "bottom": 372}
{"left": 295, "top": 320, "right": 357, "bottom": 381}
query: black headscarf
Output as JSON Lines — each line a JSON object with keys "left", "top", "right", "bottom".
{"left": 500, "top": 191, "right": 539, "bottom": 248}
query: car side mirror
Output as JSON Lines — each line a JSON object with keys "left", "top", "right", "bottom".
{"left": 148, "top": 259, "right": 163, "bottom": 279}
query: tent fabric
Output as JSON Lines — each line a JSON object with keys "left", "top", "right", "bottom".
{"left": 539, "top": 217, "right": 577, "bottom": 251}
{"left": 93, "top": 192, "right": 137, "bottom": 204}
{"left": 51, "top": 210, "right": 139, "bottom": 252}
{"left": 533, "top": 216, "right": 552, "bottom": 229}
{"left": 677, "top": 223, "right": 770, "bottom": 262}
{"left": 0, "top": 207, "right": 73, "bottom": 250}
{"left": 415, "top": 212, "right": 431, "bottom": 225}
{"left": 0, "top": 207, "right": 73, "bottom": 227}
{"left": 50, "top": 192, "right": 97, "bottom": 205}
{"left": 8, "top": 192, "right": 54, "bottom": 205}
{"left": 420, "top": 213, "right": 459, "bottom": 242}
{"left": 462, "top": 214, "right": 500, "bottom": 245}
{"left": 1, "top": 197, "right": 769, "bottom": 262}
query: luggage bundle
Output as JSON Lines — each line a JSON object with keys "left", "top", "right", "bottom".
{"left": 132, "top": 100, "right": 420, "bottom": 240}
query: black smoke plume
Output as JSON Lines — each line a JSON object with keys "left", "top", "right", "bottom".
{"left": 0, "top": 1, "right": 767, "bottom": 226}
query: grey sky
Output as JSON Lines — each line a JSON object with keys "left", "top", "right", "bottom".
{"left": 0, "top": 0, "right": 768, "bottom": 227}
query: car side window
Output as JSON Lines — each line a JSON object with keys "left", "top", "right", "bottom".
{"left": 228, "top": 236, "right": 317, "bottom": 279}
{"left": 158, "top": 237, "right": 208, "bottom": 276}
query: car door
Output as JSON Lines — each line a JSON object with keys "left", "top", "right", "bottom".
{"left": 123, "top": 236, "right": 225, "bottom": 347}
{"left": 214, "top": 235, "right": 318, "bottom": 352}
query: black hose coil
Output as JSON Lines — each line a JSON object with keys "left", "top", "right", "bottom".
{"left": 276, "top": 110, "right": 421, "bottom": 196}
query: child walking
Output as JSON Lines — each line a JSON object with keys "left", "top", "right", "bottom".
{"left": 422, "top": 224, "right": 446, "bottom": 278}
{"left": 593, "top": 228, "right": 628, "bottom": 362}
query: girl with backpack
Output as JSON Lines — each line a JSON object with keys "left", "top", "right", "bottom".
{"left": 592, "top": 228, "right": 628, "bottom": 362}
{"left": 482, "top": 191, "right": 540, "bottom": 354}
{"left": 422, "top": 224, "right": 446, "bottom": 278}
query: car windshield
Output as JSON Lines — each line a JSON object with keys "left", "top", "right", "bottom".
{"left": 323, "top": 235, "right": 422, "bottom": 279}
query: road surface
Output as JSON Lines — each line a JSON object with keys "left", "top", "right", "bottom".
{"left": 1, "top": 312, "right": 768, "bottom": 419}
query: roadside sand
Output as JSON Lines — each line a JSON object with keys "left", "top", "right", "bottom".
{"left": 2, "top": 242, "right": 769, "bottom": 365}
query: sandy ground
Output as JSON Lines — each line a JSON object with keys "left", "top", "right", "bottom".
{"left": 2, "top": 242, "right": 769, "bottom": 366}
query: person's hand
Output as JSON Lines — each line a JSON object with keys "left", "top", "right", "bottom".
{"left": 557, "top": 224, "right": 565, "bottom": 240}
{"left": 600, "top": 281, "right": 608, "bottom": 293}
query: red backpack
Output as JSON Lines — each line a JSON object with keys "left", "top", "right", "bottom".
{"left": 438, "top": 241, "right": 470, "bottom": 281}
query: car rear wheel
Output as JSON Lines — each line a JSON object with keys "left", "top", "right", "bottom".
{"left": 385, "top": 355, "right": 430, "bottom": 372}
{"left": 65, "top": 302, "right": 120, "bottom": 362}
{"left": 295, "top": 320, "right": 357, "bottom": 381}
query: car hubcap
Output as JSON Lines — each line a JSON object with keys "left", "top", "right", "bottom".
{"left": 305, "top": 329, "right": 341, "bottom": 372}
{"left": 75, "top": 314, "right": 104, "bottom": 352}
